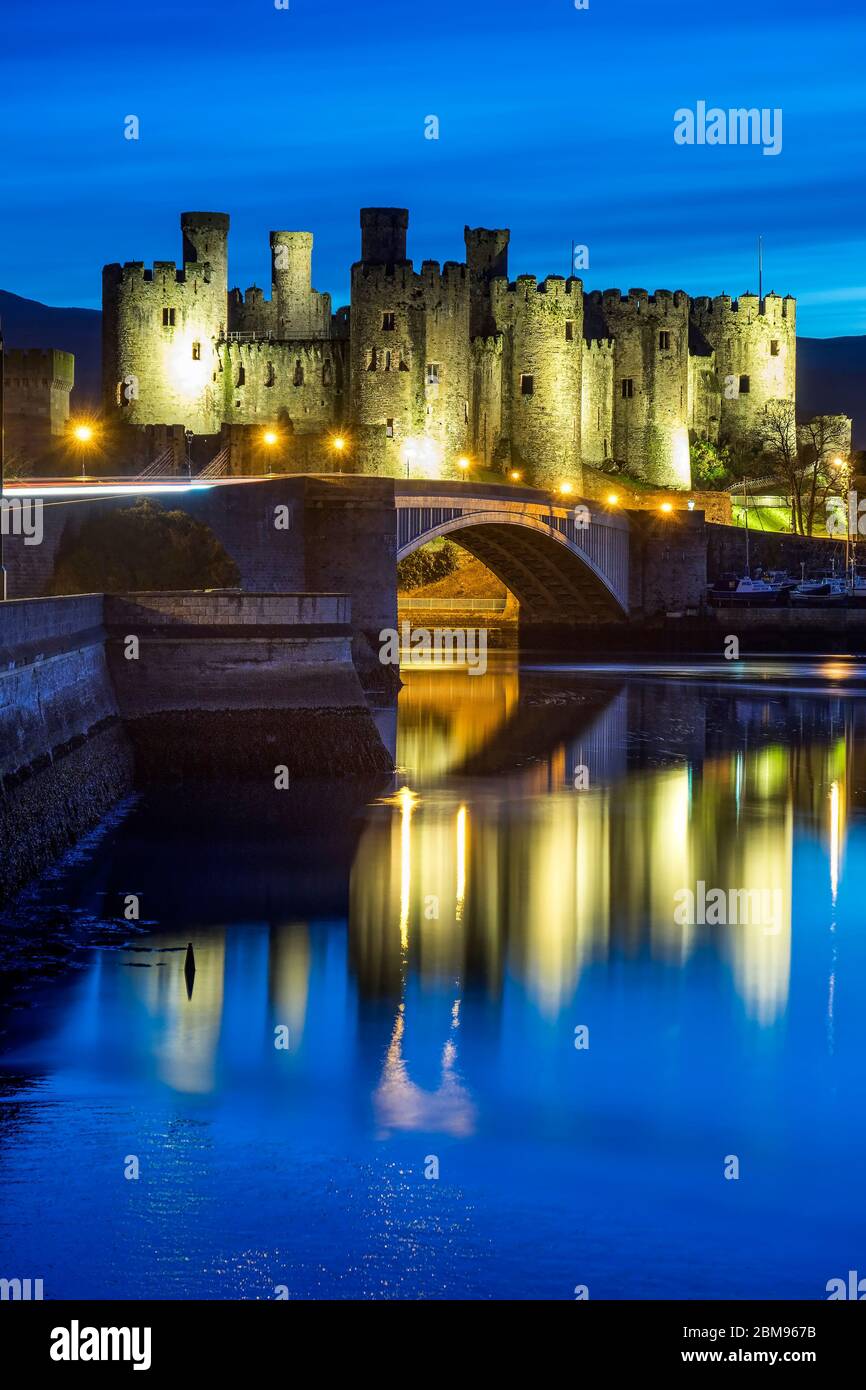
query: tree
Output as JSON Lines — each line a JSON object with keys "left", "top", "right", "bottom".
{"left": 49, "top": 499, "right": 240, "bottom": 595}
{"left": 689, "top": 438, "right": 734, "bottom": 489}
{"left": 797, "top": 414, "right": 852, "bottom": 536}
{"left": 752, "top": 401, "right": 806, "bottom": 534}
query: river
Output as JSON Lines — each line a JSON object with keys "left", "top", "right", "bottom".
{"left": 1, "top": 656, "right": 864, "bottom": 1299}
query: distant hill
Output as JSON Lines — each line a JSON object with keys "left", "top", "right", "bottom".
{"left": 0, "top": 289, "right": 101, "bottom": 410}
{"left": 797, "top": 337, "right": 866, "bottom": 449}
{"left": 2, "top": 289, "right": 863, "bottom": 448}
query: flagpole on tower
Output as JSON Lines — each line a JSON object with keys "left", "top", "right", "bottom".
{"left": 758, "top": 235, "right": 763, "bottom": 309}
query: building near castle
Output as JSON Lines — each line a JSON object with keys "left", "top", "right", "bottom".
{"left": 103, "top": 209, "right": 798, "bottom": 491}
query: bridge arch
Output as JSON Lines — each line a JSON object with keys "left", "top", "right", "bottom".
{"left": 395, "top": 485, "right": 629, "bottom": 622}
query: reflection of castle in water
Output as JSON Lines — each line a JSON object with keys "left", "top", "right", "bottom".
{"left": 350, "top": 672, "right": 858, "bottom": 1026}
{"left": 113, "top": 670, "right": 859, "bottom": 1098}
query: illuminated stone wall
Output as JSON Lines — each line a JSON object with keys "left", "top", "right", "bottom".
{"left": 580, "top": 339, "right": 615, "bottom": 469}
{"left": 489, "top": 276, "right": 583, "bottom": 490}
{"left": 586, "top": 289, "right": 692, "bottom": 489}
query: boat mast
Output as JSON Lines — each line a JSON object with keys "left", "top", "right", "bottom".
{"left": 743, "top": 476, "right": 750, "bottom": 574}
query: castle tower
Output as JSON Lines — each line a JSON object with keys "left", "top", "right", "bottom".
{"left": 690, "top": 293, "right": 796, "bottom": 445}
{"left": 2, "top": 349, "right": 74, "bottom": 460}
{"left": 491, "top": 275, "right": 584, "bottom": 489}
{"left": 181, "top": 211, "right": 230, "bottom": 333}
{"left": 589, "top": 288, "right": 691, "bottom": 488}
{"left": 103, "top": 212, "right": 229, "bottom": 433}
{"left": 464, "top": 226, "right": 510, "bottom": 336}
{"left": 269, "top": 231, "right": 329, "bottom": 339}
{"left": 360, "top": 208, "right": 409, "bottom": 266}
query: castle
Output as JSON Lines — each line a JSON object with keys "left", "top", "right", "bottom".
{"left": 103, "top": 208, "right": 797, "bottom": 490}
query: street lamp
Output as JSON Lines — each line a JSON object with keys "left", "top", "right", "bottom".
{"left": 559, "top": 481, "right": 574, "bottom": 496}
{"left": 70, "top": 420, "right": 98, "bottom": 481}
{"left": 510, "top": 469, "right": 522, "bottom": 482}
{"left": 832, "top": 455, "right": 851, "bottom": 580}
{"left": 184, "top": 428, "right": 193, "bottom": 481}
{"left": 660, "top": 501, "right": 673, "bottom": 514}
{"left": 606, "top": 493, "right": 619, "bottom": 506}
{"left": 457, "top": 456, "right": 470, "bottom": 473}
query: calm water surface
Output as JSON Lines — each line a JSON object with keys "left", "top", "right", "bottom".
{"left": 1, "top": 658, "right": 865, "bottom": 1300}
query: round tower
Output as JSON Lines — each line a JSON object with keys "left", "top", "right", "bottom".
{"left": 350, "top": 262, "right": 424, "bottom": 475}
{"left": 270, "top": 231, "right": 316, "bottom": 338}
{"left": 181, "top": 212, "right": 229, "bottom": 332}
{"left": 691, "top": 293, "right": 796, "bottom": 444}
{"left": 492, "top": 275, "right": 584, "bottom": 490}
{"left": 591, "top": 288, "right": 691, "bottom": 488}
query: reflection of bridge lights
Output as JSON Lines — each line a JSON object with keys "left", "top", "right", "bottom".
{"left": 830, "top": 780, "right": 842, "bottom": 904}
{"left": 456, "top": 805, "right": 468, "bottom": 922}
{"left": 398, "top": 785, "right": 419, "bottom": 951}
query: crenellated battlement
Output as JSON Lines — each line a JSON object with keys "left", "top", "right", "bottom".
{"left": 691, "top": 292, "right": 796, "bottom": 321}
{"left": 583, "top": 337, "right": 614, "bottom": 354}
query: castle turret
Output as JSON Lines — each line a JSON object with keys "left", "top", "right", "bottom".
{"left": 360, "top": 208, "right": 409, "bottom": 266}
{"left": 465, "top": 226, "right": 510, "bottom": 336}
{"left": 269, "top": 231, "right": 329, "bottom": 339}
{"left": 181, "top": 211, "right": 229, "bottom": 332}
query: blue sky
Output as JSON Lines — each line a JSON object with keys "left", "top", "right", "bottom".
{"left": 1, "top": 0, "right": 864, "bottom": 334}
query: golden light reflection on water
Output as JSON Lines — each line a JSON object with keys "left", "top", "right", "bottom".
{"left": 124, "top": 666, "right": 854, "bottom": 1102}
{"left": 350, "top": 666, "right": 853, "bottom": 1029}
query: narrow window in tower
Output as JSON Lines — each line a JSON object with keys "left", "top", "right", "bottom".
{"left": 521, "top": 374, "right": 534, "bottom": 396}
{"left": 385, "top": 351, "right": 392, "bottom": 372}
{"left": 739, "top": 374, "right": 750, "bottom": 394}
{"left": 426, "top": 363, "right": 440, "bottom": 385}
{"left": 237, "top": 365, "right": 246, "bottom": 387}
{"left": 265, "top": 362, "right": 275, "bottom": 387}
{"left": 294, "top": 360, "right": 304, "bottom": 386}
{"left": 770, "top": 340, "right": 780, "bottom": 356}
{"left": 162, "top": 307, "right": 176, "bottom": 328}
{"left": 322, "top": 360, "right": 332, "bottom": 386}
{"left": 386, "top": 418, "right": 395, "bottom": 438}
{"left": 621, "top": 378, "right": 634, "bottom": 399}
{"left": 565, "top": 320, "right": 574, "bottom": 342}
{"left": 191, "top": 341, "right": 201, "bottom": 361}
{"left": 367, "top": 349, "right": 378, "bottom": 371}
{"left": 658, "top": 330, "right": 671, "bottom": 351}
{"left": 464, "top": 399, "right": 469, "bottom": 423}
{"left": 382, "top": 311, "right": 396, "bottom": 332}
{"left": 597, "top": 407, "right": 601, "bottom": 429}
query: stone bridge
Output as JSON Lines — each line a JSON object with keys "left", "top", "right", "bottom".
{"left": 394, "top": 481, "right": 629, "bottom": 621}
{"left": 2, "top": 473, "right": 708, "bottom": 643}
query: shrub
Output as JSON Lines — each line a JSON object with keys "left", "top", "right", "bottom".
{"left": 49, "top": 499, "right": 240, "bottom": 595}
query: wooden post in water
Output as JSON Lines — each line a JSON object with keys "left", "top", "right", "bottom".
{"left": 184, "top": 941, "right": 196, "bottom": 1000}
